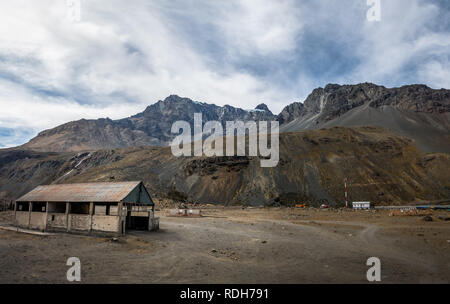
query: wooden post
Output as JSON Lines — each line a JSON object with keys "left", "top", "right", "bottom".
{"left": 28, "top": 202, "right": 32, "bottom": 229}
{"left": 88, "top": 202, "right": 94, "bottom": 233}
{"left": 13, "top": 201, "right": 17, "bottom": 227}
{"left": 44, "top": 202, "right": 49, "bottom": 232}
{"left": 66, "top": 202, "right": 70, "bottom": 232}
{"left": 118, "top": 201, "right": 124, "bottom": 235}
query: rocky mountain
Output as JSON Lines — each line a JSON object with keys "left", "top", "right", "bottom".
{"left": 255, "top": 103, "right": 273, "bottom": 114}
{"left": 19, "top": 83, "right": 450, "bottom": 154}
{"left": 279, "top": 83, "right": 450, "bottom": 152}
{"left": 2, "top": 83, "right": 449, "bottom": 207}
{"left": 1, "top": 127, "right": 449, "bottom": 206}
{"left": 21, "top": 95, "right": 276, "bottom": 152}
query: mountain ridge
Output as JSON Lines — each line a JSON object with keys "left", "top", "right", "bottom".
{"left": 16, "top": 82, "right": 450, "bottom": 153}
{"left": 279, "top": 83, "right": 450, "bottom": 152}
{"left": 1, "top": 127, "right": 449, "bottom": 206}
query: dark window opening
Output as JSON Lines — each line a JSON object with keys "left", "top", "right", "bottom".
{"left": 48, "top": 202, "right": 66, "bottom": 213}
{"left": 70, "top": 203, "right": 90, "bottom": 214}
{"left": 126, "top": 216, "right": 149, "bottom": 230}
{"left": 32, "top": 202, "right": 46, "bottom": 212}
{"left": 16, "top": 202, "right": 29, "bottom": 211}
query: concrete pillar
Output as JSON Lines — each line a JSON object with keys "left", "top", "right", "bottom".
{"left": 28, "top": 202, "right": 32, "bottom": 229}
{"left": 13, "top": 201, "right": 17, "bottom": 226}
{"left": 118, "top": 202, "right": 124, "bottom": 235}
{"left": 44, "top": 202, "right": 49, "bottom": 232}
{"left": 88, "top": 202, "right": 94, "bottom": 233}
{"left": 66, "top": 202, "right": 70, "bottom": 232}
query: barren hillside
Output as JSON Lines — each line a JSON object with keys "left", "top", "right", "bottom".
{"left": 1, "top": 127, "right": 449, "bottom": 206}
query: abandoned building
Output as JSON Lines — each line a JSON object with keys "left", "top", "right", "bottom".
{"left": 14, "top": 181, "right": 159, "bottom": 235}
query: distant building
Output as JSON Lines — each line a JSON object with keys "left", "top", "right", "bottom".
{"left": 14, "top": 181, "right": 159, "bottom": 235}
{"left": 352, "top": 202, "right": 371, "bottom": 210}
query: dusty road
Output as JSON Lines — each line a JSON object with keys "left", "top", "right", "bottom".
{"left": 0, "top": 208, "right": 449, "bottom": 283}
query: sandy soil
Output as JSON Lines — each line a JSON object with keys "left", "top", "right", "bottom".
{"left": 0, "top": 208, "right": 449, "bottom": 284}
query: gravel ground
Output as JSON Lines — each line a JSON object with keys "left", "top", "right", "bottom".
{"left": 0, "top": 208, "right": 448, "bottom": 283}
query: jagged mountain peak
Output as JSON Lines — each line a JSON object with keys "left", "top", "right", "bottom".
{"left": 22, "top": 95, "right": 276, "bottom": 152}
{"left": 255, "top": 103, "right": 272, "bottom": 114}
{"left": 162, "top": 94, "right": 205, "bottom": 104}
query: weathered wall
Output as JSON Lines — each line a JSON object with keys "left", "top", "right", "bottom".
{"left": 110, "top": 206, "right": 118, "bottom": 216}
{"left": 69, "top": 214, "right": 90, "bottom": 230}
{"left": 95, "top": 205, "right": 107, "bottom": 215}
{"left": 16, "top": 211, "right": 29, "bottom": 228}
{"left": 47, "top": 213, "right": 67, "bottom": 229}
{"left": 30, "top": 213, "right": 46, "bottom": 230}
{"left": 92, "top": 215, "right": 119, "bottom": 232}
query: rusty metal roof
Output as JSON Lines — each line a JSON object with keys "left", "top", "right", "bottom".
{"left": 16, "top": 181, "right": 143, "bottom": 203}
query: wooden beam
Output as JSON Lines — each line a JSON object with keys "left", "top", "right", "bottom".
{"left": 88, "top": 202, "right": 94, "bottom": 233}
{"left": 13, "top": 201, "right": 17, "bottom": 227}
{"left": 66, "top": 202, "right": 70, "bottom": 232}
{"left": 44, "top": 202, "right": 49, "bottom": 232}
{"left": 28, "top": 202, "right": 32, "bottom": 229}
{"left": 118, "top": 201, "right": 124, "bottom": 235}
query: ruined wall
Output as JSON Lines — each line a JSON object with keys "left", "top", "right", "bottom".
{"left": 47, "top": 213, "right": 67, "bottom": 230}
{"left": 69, "top": 214, "right": 90, "bottom": 230}
{"left": 110, "top": 206, "right": 118, "bottom": 216}
{"left": 30, "top": 213, "right": 46, "bottom": 230}
{"left": 92, "top": 215, "right": 119, "bottom": 232}
{"left": 95, "top": 205, "right": 107, "bottom": 215}
{"left": 15, "top": 211, "right": 29, "bottom": 228}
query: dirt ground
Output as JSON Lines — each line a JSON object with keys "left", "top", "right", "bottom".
{"left": 0, "top": 208, "right": 449, "bottom": 284}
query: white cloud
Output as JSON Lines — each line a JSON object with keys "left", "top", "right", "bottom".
{"left": 0, "top": 0, "right": 302, "bottom": 146}
{"left": 215, "top": 0, "right": 303, "bottom": 56}
{"left": 0, "top": 0, "right": 448, "bottom": 147}
{"left": 343, "top": 0, "right": 450, "bottom": 87}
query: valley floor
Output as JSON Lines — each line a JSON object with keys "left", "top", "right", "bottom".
{"left": 0, "top": 208, "right": 449, "bottom": 283}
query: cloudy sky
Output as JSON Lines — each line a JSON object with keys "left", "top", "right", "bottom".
{"left": 0, "top": 0, "right": 449, "bottom": 147}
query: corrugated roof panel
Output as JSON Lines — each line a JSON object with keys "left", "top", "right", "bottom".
{"left": 16, "top": 181, "right": 145, "bottom": 203}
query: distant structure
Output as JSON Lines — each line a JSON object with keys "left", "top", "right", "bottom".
{"left": 352, "top": 202, "right": 371, "bottom": 210}
{"left": 168, "top": 209, "right": 202, "bottom": 217}
{"left": 14, "top": 181, "right": 159, "bottom": 235}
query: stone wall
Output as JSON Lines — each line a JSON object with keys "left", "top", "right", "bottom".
{"left": 29, "top": 213, "right": 46, "bottom": 230}
{"left": 92, "top": 215, "right": 119, "bottom": 232}
{"left": 15, "top": 211, "right": 29, "bottom": 228}
{"left": 47, "top": 213, "right": 67, "bottom": 230}
{"left": 69, "top": 214, "right": 90, "bottom": 230}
